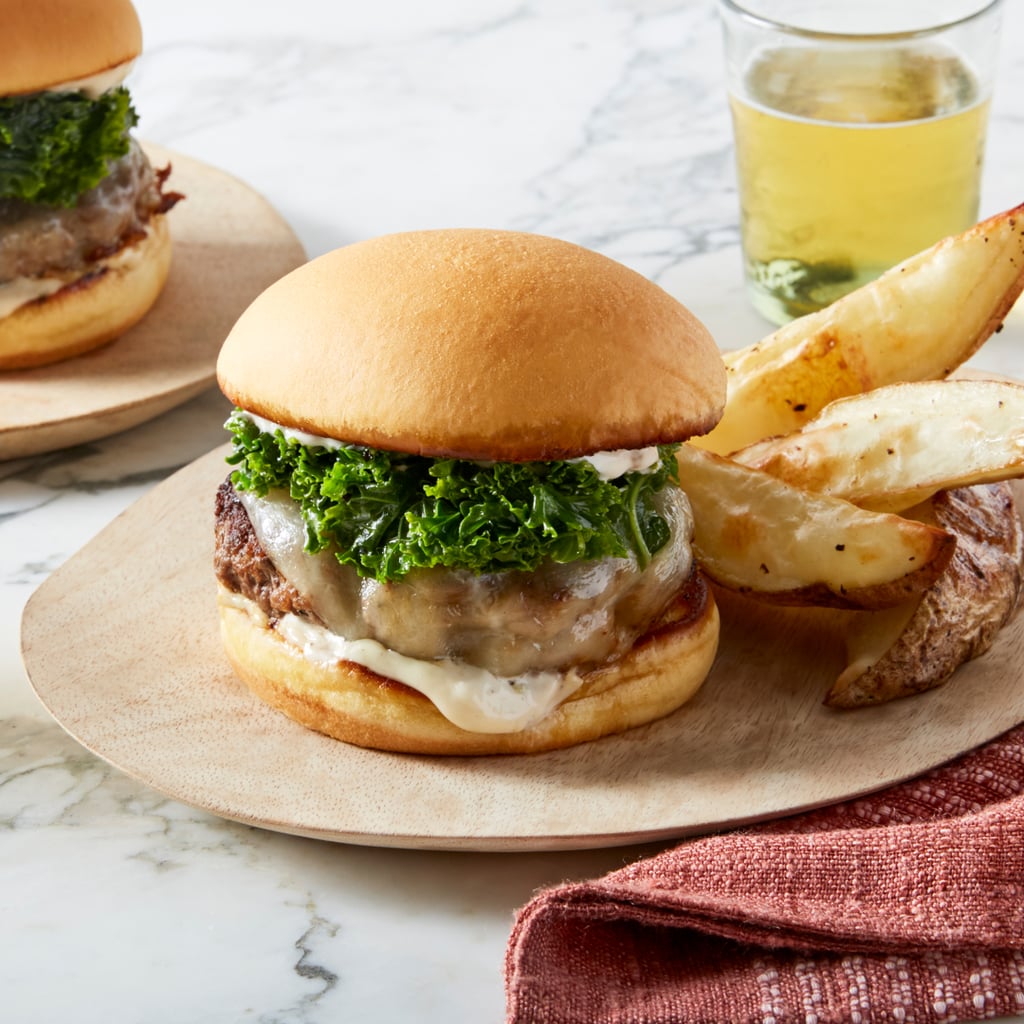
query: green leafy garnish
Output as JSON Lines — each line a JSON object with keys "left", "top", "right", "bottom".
{"left": 225, "top": 411, "right": 679, "bottom": 583}
{"left": 0, "top": 86, "right": 138, "bottom": 207}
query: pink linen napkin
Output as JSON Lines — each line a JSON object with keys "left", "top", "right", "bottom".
{"left": 506, "top": 723, "right": 1024, "bottom": 1023}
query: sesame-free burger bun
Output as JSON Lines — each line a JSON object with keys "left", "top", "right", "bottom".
{"left": 217, "top": 576, "right": 720, "bottom": 756}
{"left": 1, "top": 0, "right": 142, "bottom": 95}
{"left": 217, "top": 229, "right": 727, "bottom": 461}
{"left": 0, "top": 213, "right": 172, "bottom": 370}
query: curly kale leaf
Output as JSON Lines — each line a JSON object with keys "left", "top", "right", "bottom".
{"left": 225, "top": 411, "right": 679, "bottom": 583}
{"left": 0, "top": 86, "right": 138, "bottom": 206}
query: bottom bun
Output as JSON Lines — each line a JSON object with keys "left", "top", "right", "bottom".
{"left": 0, "top": 214, "right": 172, "bottom": 370}
{"left": 217, "top": 577, "right": 720, "bottom": 756}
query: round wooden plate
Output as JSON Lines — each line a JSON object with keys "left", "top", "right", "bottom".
{"left": 20, "top": 448, "right": 1024, "bottom": 851}
{"left": 0, "top": 144, "right": 306, "bottom": 460}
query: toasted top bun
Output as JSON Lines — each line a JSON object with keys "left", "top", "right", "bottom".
{"left": 217, "top": 229, "right": 727, "bottom": 462}
{"left": 1, "top": 0, "right": 142, "bottom": 95}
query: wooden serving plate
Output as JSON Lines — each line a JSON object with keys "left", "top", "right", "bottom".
{"left": 20, "top": 448, "right": 1024, "bottom": 851}
{"left": 0, "top": 144, "right": 306, "bottom": 460}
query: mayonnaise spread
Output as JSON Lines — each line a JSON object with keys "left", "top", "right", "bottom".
{"left": 0, "top": 277, "right": 64, "bottom": 319}
{"left": 277, "top": 612, "right": 583, "bottom": 733}
{"left": 0, "top": 241, "right": 146, "bottom": 319}
{"left": 222, "top": 589, "right": 583, "bottom": 734}
{"left": 47, "top": 60, "right": 135, "bottom": 99}
{"left": 237, "top": 411, "right": 662, "bottom": 480}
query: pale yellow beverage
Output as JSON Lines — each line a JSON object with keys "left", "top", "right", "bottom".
{"left": 731, "top": 45, "right": 989, "bottom": 323}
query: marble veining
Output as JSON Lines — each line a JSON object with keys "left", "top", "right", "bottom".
{"left": 2, "top": 1, "right": 1023, "bottom": 1021}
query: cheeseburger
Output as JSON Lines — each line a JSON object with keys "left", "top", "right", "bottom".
{"left": 214, "top": 229, "right": 727, "bottom": 755}
{"left": 0, "top": 0, "right": 181, "bottom": 370}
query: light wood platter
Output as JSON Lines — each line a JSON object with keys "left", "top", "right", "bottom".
{"left": 0, "top": 144, "right": 306, "bottom": 460}
{"left": 21, "top": 448, "right": 1024, "bottom": 851}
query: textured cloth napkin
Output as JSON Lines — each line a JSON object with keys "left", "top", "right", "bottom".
{"left": 505, "top": 723, "right": 1024, "bottom": 1024}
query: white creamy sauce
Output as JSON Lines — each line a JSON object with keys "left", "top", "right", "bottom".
{"left": 0, "top": 277, "right": 64, "bottom": 318}
{"left": 47, "top": 60, "right": 135, "bottom": 99}
{"left": 236, "top": 411, "right": 661, "bottom": 479}
{"left": 0, "top": 242, "right": 145, "bottom": 319}
{"left": 274, "top": 609, "right": 583, "bottom": 734}
{"left": 243, "top": 412, "right": 348, "bottom": 451}
{"left": 572, "top": 447, "right": 661, "bottom": 479}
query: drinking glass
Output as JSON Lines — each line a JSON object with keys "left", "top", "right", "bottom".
{"left": 720, "top": 0, "right": 1003, "bottom": 325}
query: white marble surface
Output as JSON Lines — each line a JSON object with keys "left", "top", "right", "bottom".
{"left": 2, "top": 2, "right": 1023, "bottom": 1021}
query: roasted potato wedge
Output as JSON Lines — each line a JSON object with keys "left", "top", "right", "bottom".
{"left": 733, "top": 379, "right": 1024, "bottom": 513}
{"left": 695, "top": 203, "right": 1024, "bottom": 455}
{"left": 828, "top": 483, "right": 1024, "bottom": 707}
{"left": 677, "top": 443, "right": 955, "bottom": 609}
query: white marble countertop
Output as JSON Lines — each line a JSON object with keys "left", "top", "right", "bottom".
{"left": 2, "top": 2, "right": 1022, "bottom": 1021}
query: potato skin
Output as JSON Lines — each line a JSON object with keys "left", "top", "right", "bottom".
{"left": 827, "top": 483, "right": 1024, "bottom": 708}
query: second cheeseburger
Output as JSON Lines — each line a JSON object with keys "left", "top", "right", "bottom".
{"left": 214, "top": 229, "right": 727, "bottom": 755}
{"left": 0, "top": 0, "right": 181, "bottom": 369}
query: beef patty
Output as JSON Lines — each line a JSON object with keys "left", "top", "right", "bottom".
{"left": 0, "top": 140, "right": 181, "bottom": 283}
{"left": 215, "top": 480, "right": 321, "bottom": 625}
{"left": 215, "top": 477, "right": 698, "bottom": 677}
